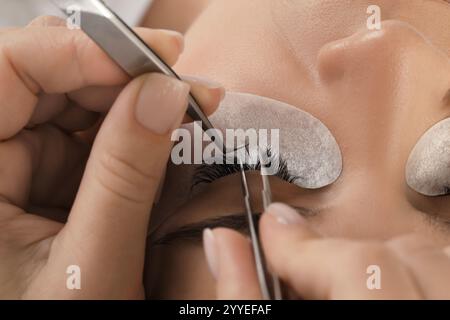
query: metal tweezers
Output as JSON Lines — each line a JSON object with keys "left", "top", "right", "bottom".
{"left": 52, "top": 0, "right": 218, "bottom": 137}
{"left": 239, "top": 154, "right": 282, "bottom": 300}
{"left": 53, "top": 0, "right": 281, "bottom": 300}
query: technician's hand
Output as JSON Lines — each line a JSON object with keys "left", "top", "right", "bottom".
{"left": 206, "top": 203, "right": 450, "bottom": 299}
{"left": 0, "top": 16, "right": 223, "bottom": 299}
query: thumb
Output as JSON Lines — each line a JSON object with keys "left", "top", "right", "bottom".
{"left": 53, "top": 73, "right": 190, "bottom": 295}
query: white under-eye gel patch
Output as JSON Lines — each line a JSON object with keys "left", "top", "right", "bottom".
{"left": 151, "top": 91, "right": 343, "bottom": 231}
{"left": 209, "top": 92, "right": 343, "bottom": 189}
{"left": 406, "top": 118, "right": 450, "bottom": 196}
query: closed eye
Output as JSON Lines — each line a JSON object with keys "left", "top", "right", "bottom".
{"left": 191, "top": 147, "right": 298, "bottom": 188}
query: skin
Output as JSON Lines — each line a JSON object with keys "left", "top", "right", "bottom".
{"left": 0, "top": 0, "right": 448, "bottom": 300}
{"left": 0, "top": 16, "right": 223, "bottom": 299}
{"left": 142, "top": 0, "right": 210, "bottom": 34}
{"left": 146, "top": 0, "right": 450, "bottom": 299}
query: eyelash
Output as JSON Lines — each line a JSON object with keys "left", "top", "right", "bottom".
{"left": 192, "top": 147, "right": 298, "bottom": 187}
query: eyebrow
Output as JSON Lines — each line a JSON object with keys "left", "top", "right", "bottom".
{"left": 151, "top": 206, "right": 318, "bottom": 247}
{"left": 152, "top": 213, "right": 258, "bottom": 246}
{"left": 151, "top": 206, "right": 450, "bottom": 247}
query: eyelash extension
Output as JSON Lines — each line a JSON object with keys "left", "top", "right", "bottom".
{"left": 443, "top": 186, "right": 450, "bottom": 195}
{"left": 192, "top": 147, "right": 299, "bottom": 187}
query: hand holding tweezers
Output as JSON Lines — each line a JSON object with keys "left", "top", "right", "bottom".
{"left": 53, "top": 0, "right": 280, "bottom": 299}
{"left": 51, "top": 0, "right": 222, "bottom": 146}
{"left": 239, "top": 155, "right": 282, "bottom": 300}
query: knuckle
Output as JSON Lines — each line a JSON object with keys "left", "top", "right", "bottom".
{"left": 387, "top": 233, "right": 434, "bottom": 251}
{"left": 387, "top": 233, "right": 444, "bottom": 260}
{"left": 0, "top": 208, "right": 29, "bottom": 247}
{"left": 95, "top": 151, "right": 160, "bottom": 204}
{"left": 27, "top": 15, "right": 65, "bottom": 27}
{"left": 344, "top": 242, "right": 393, "bottom": 271}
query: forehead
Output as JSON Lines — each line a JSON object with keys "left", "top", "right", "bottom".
{"left": 175, "top": 0, "right": 450, "bottom": 113}
{"left": 179, "top": 0, "right": 450, "bottom": 67}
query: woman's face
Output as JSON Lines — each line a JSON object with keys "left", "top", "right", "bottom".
{"left": 145, "top": 0, "right": 450, "bottom": 299}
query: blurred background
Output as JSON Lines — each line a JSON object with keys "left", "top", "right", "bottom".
{"left": 0, "top": 0, "right": 210, "bottom": 33}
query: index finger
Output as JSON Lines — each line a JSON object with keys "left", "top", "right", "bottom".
{"left": 0, "top": 26, "right": 182, "bottom": 140}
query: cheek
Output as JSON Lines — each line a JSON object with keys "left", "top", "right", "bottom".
{"left": 210, "top": 92, "right": 343, "bottom": 189}
{"left": 145, "top": 244, "right": 216, "bottom": 299}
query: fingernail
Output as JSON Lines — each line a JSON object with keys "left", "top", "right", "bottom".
{"left": 135, "top": 74, "right": 190, "bottom": 135}
{"left": 183, "top": 75, "right": 226, "bottom": 101}
{"left": 203, "top": 228, "right": 219, "bottom": 279}
{"left": 266, "top": 203, "right": 305, "bottom": 225}
{"left": 161, "top": 29, "right": 185, "bottom": 52}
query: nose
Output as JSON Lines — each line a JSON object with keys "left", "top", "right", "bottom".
{"left": 318, "top": 20, "right": 449, "bottom": 89}
{"left": 315, "top": 21, "right": 450, "bottom": 238}
{"left": 317, "top": 20, "right": 450, "bottom": 178}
